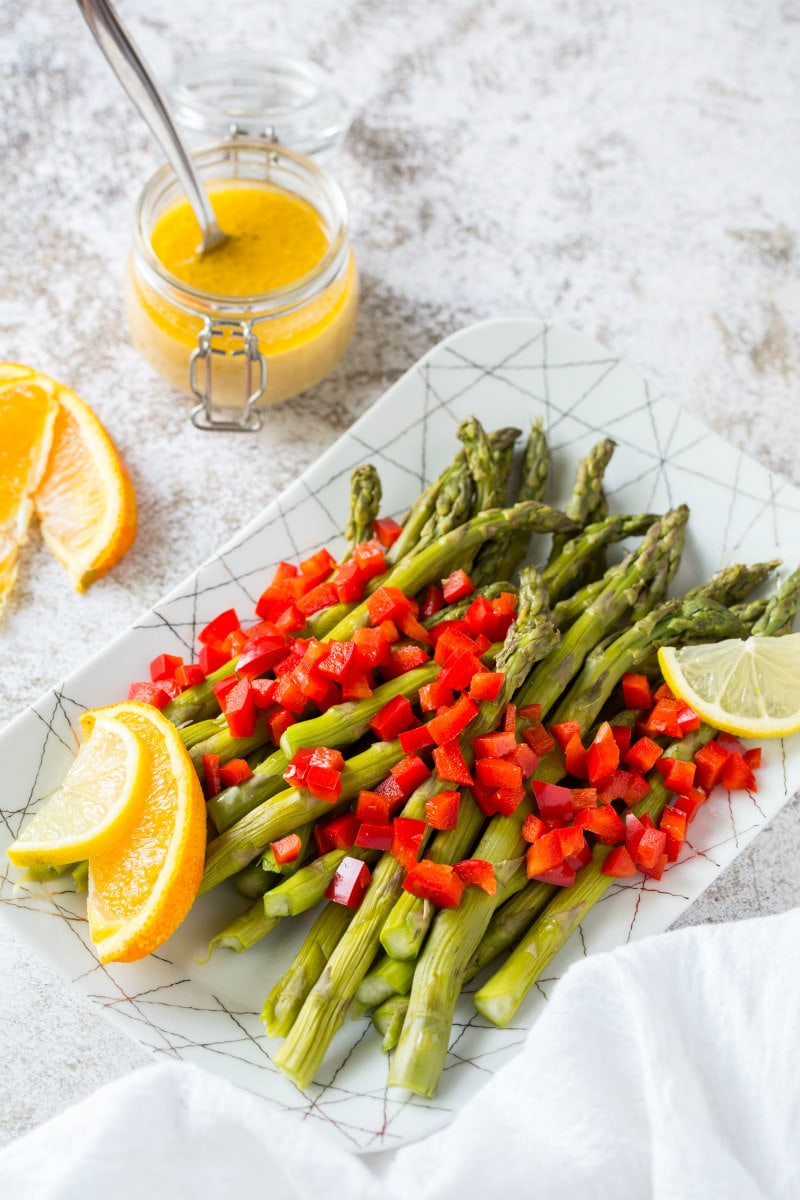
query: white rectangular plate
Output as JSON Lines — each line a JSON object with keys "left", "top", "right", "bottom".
{"left": 2, "top": 318, "right": 799, "bottom": 1153}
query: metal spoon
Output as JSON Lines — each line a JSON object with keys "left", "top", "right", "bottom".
{"left": 76, "top": 0, "right": 228, "bottom": 254}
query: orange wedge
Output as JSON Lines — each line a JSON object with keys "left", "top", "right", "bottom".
{"left": 0, "top": 377, "right": 58, "bottom": 613}
{"left": 33, "top": 375, "right": 137, "bottom": 591}
{"left": 80, "top": 701, "right": 206, "bottom": 964}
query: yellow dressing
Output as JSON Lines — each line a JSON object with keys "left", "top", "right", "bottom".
{"left": 151, "top": 183, "right": 331, "bottom": 295}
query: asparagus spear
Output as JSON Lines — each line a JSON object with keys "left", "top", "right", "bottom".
{"left": 205, "top": 900, "right": 282, "bottom": 955}
{"left": 372, "top": 994, "right": 409, "bottom": 1052}
{"left": 263, "top": 848, "right": 375, "bottom": 919}
{"left": 541, "top": 513, "right": 659, "bottom": 605}
{"left": 233, "top": 861, "right": 279, "bottom": 900}
{"left": 458, "top": 417, "right": 507, "bottom": 513}
{"left": 752, "top": 564, "right": 800, "bottom": 635}
{"left": 350, "top": 955, "right": 415, "bottom": 1019}
{"left": 344, "top": 465, "right": 382, "bottom": 553}
{"left": 262, "top": 904, "right": 354, "bottom": 1038}
{"left": 421, "top": 580, "right": 516, "bottom": 629}
{"left": 271, "top": 569, "right": 559, "bottom": 1087}
{"left": 548, "top": 437, "right": 616, "bottom": 563}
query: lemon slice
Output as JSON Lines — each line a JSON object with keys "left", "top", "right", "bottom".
{"left": 6, "top": 717, "right": 146, "bottom": 868}
{"left": 658, "top": 633, "right": 800, "bottom": 738}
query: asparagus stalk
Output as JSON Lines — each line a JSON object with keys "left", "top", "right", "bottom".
{"left": 263, "top": 847, "right": 375, "bottom": 919}
{"left": 261, "top": 904, "right": 354, "bottom": 1038}
{"left": 372, "top": 994, "right": 409, "bottom": 1052}
{"left": 752, "top": 564, "right": 800, "bottom": 635}
{"left": 350, "top": 955, "right": 416, "bottom": 1019}
{"left": 541, "top": 513, "right": 659, "bottom": 605}
{"left": 344, "top": 465, "right": 382, "bottom": 554}
{"left": 205, "top": 900, "right": 282, "bottom": 955}
{"left": 233, "top": 861, "right": 278, "bottom": 900}
{"left": 458, "top": 417, "right": 509, "bottom": 513}
{"left": 548, "top": 437, "right": 616, "bottom": 563}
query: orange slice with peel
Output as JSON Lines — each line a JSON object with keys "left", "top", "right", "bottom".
{"left": 6, "top": 716, "right": 146, "bottom": 868}
{"left": 80, "top": 701, "right": 207, "bottom": 964}
{"left": 0, "top": 377, "right": 58, "bottom": 612}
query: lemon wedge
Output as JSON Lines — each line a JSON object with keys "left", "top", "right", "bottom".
{"left": 658, "top": 633, "right": 800, "bottom": 739}
{"left": 6, "top": 717, "right": 146, "bottom": 868}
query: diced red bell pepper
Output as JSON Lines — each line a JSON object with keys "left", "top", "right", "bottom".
{"left": 379, "top": 619, "right": 401, "bottom": 644}
{"left": 220, "top": 679, "right": 256, "bottom": 738}
{"left": 596, "top": 769, "right": 650, "bottom": 806}
{"left": 268, "top": 560, "right": 300, "bottom": 589}
{"left": 390, "top": 753, "right": 431, "bottom": 796}
{"left": 624, "top": 736, "right": 663, "bottom": 773}
{"left": 317, "top": 640, "right": 359, "bottom": 682}
{"left": 391, "top": 817, "right": 427, "bottom": 870}
{"left": 425, "top": 788, "right": 461, "bottom": 830}
{"left": 660, "top": 805, "right": 687, "bottom": 842}
{"left": 368, "top": 694, "right": 417, "bottom": 741}
{"left": 428, "top": 695, "right": 479, "bottom": 746}
{"left": 418, "top": 680, "right": 455, "bottom": 712}
{"left": 464, "top": 595, "right": 496, "bottom": 638}
{"left": 149, "top": 652, "right": 183, "bottom": 682}
{"left": 223, "top": 629, "right": 249, "bottom": 658}
{"left": 564, "top": 734, "right": 588, "bottom": 779}
{"left": 511, "top": 742, "right": 540, "bottom": 779}
{"left": 355, "top": 822, "right": 395, "bottom": 851}
{"left": 352, "top": 626, "right": 393, "bottom": 669}
{"left": 202, "top": 752, "right": 221, "bottom": 798}
{"left": 402, "top": 859, "right": 465, "bottom": 908}
{"left": 635, "top": 826, "right": 668, "bottom": 870}
{"left": 383, "top": 644, "right": 431, "bottom": 677}
{"left": 236, "top": 636, "right": 289, "bottom": 680}
{"left": 283, "top": 747, "right": 315, "bottom": 788}
{"left": 521, "top": 813, "right": 547, "bottom": 843}
{"left": 325, "top": 856, "right": 372, "bottom": 908}
{"left": 714, "top": 732, "right": 747, "bottom": 756}
{"left": 656, "top": 757, "right": 696, "bottom": 794}
{"left": 219, "top": 758, "right": 254, "bottom": 788}
{"left": 374, "top": 774, "right": 406, "bottom": 805}
{"left": 601, "top": 845, "right": 638, "bottom": 878}
{"left": 442, "top": 569, "right": 475, "bottom": 603}
{"left": 213, "top": 675, "right": 240, "bottom": 706}
{"left": 611, "top": 724, "right": 632, "bottom": 755}
{"left": 297, "top": 582, "right": 339, "bottom": 616}
{"left": 576, "top": 804, "right": 625, "bottom": 844}
{"left": 309, "top": 746, "right": 346, "bottom": 772}
{"left": 367, "top": 586, "right": 412, "bottom": 625}
{"left": 625, "top": 812, "right": 647, "bottom": 859}
{"left": 468, "top": 671, "right": 505, "bottom": 702}
{"left": 569, "top": 787, "right": 598, "bottom": 810}
{"left": 693, "top": 740, "right": 731, "bottom": 792}
{"left": 333, "top": 561, "right": 366, "bottom": 604}
{"left": 586, "top": 722, "right": 620, "bottom": 785}
{"left": 503, "top": 703, "right": 517, "bottom": 733}
{"left": 420, "top": 583, "right": 445, "bottom": 619}
{"left": 398, "top": 723, "right": 434, "bottom": 753}
{"left": 643, "top": 698, "right": 682, "bottom": 738}
{"left": 251, "top": 678, "right": 278, "bottom": 709}
{"left": 273, "top": 673, "right": 308, "bottom": 716}
{"left": 198, "top": 608, "right": 240, "bottom": 648}
{"left": 175, "top": 663, "right": 206, "bottom": 689}
{"left": 743, "top": 746, "right": 762, "bottom": 771}
{"left": 675, "top": 701, "right": 701, "bottom": 734}
{"left": 490, "top": 784, "right": 527, "bottom": 817}
{"left": 127, "top": 681, "right": 170, "bottom": 708}
{"left": 518, "top": 703, "right": 542, "bottom": 722}
{"left": 352, "top": 539, "right": 386, "bottom": 581}
{"left": 298, "top": 547, "right": 337, "bottom": 588}
{"left": 454, "top": 858, "right": 496, "bottom": 894}
{"left": 533, "top": 861, "right": 578, "bottom": 887}
{"left": 653, "top": 683, "right": 674, "bottom": 701}
{"left": 550, "top": 720, "right": 582, "bottom": 751}
{"left": 639, "top": 852, "right": 668, "bottom": 881}
{"left": 373, "top": 516, "right": 403, "bottom": 548}
{"left": 305, "top": 762, "right": 343, "bottom": 803}
{"left": 531, "top": 780, "right": 574, "bottom": 823}
{"left": 270, "top": 833, "right": 302, "bottom": 865}
{"left": 526, "top": 830, "right": 563, "bottom": 876}
{"left": 354, "top": 790, "right": 393, "bottom": 824}
{"left": 432, "top": 739, "right": 474, "bottom": 786}
{"left": 397, "top": 610, "right": 433, "bottom": 646}
{"left": 267, "top": 708, "right": 296, "bottom": 744}
{"left": 433, "top": 627, "right": 483, "bottom": 665}
{"left": 523, "top": 722, "right": 556, "bottom": 756}
{"left": 673, "top": 787, "right": 707, "bottom": 821}
{"left": 273, "top": 603, "right": 306, "bottom": 635}
{"left": 621, "top": 673, "right": 653, "bottom": 710}
{"left": 556, "top": 824, "right": 587, "bottom": 862}
{"left": 475, "top": 757, "right": 522, "bottom": 789}
{"left": 198, "top": 644, "right": 229, "bottom": 675}
{"left": 720, "top": 751, "right": 757, "bottom": 792}
{"left": 313, "top": 812, "right": 360, "bottom": 853}
{"left": 438, "top": 650, "right": 484, "bottom": 691}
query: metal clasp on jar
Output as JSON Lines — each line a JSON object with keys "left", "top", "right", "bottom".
{"left": 189, "top": 318, "right": 267, "bottom": 432}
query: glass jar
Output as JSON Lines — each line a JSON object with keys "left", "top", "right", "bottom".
{"left": 124, "top": 56, "right": 356, "bottom": 431}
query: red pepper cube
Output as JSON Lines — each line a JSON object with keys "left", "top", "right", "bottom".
{"left": 355, "top": 822, "right": 395, "bottom": 851}
{"left": 317, "top": 640, "right": 359, "bottom": 683}
{"left": 198, "top": 644, "right": 229, "bottom": 675}
{"left": 273, "top": 674, "right": 308, "bottom": 716}
{"left": 720, "top": 751, "right": 757, "bottom": 792}
{"left": 621, "top": 673, "right": 653, "bottom": 710}
{"left": 675, "top": 701, "right": 701, "bottom": 734}
{"left": 223, "top": 629, "right": 249, "bottom": 658}
{"left": 283, "top": 747, "right": 316, "bottom": 788}
{"left": 149, "top": 652, "right": 183, "bottom": 682}
{"left": 379, "top": 619, "right": 401, "bottom": 644}
{"left": 624, "top": 736, "right": 663, "bottom": 773}
{"left": 586, "top": 721, "right": 620, "bottom": 785}
{"left": 297, "top": 581, "right": 339, "bottom": 616}
{"left": 402, "top": 859, "right": 465, "bottom": 908}
{"left": 397, "top": 610, "right": 433, "bottom": 644}
{"left": 503, "top": 704, "right": 517, "bottom": 733}
{"left": 438, "top": 650, "right": 484, "bottom": 691}
{"left": 313, "top": 813, "right": 360, "bottom": 853}
{"left": 352, "top": 626, "right": 393, "bottom": 669}
{"left": 127, "top": 681, "right": 170, "bottom": 708}
{"left": 308, "top": 747, "right": 346, "bottom": 773}
{"left": 367, "top": 586, "right": 411, "bottom": 625}
{"left": 634, "top": 826, "right": 667, "bottom": 870}
{"left": 433, "top": 627, "right": 482, "bottom": 665}
{"left": 299, "top": 547, "right": 338, "bottom": 587}
{"left": 714, "top": 731, "right": 746, "bottom": 756}
{"left": 398, "top": 724, "right": 434, "bottom": 754}
{"left": 693, "top": 740, "right": 731, "bottom": 792}
{"left": 442, "top": 569, "right": 475, "bottom": 604}
{"left": 221, "top": 680, "right": 256, "bottom": 739}
{"left": 175, "top": 663, "right": 206, "bottom": 689}
{"left": 420, "top": 583, "right": 445, "bottom": 619}
{"left": 673, "top": 787, "right": 707, "bottom": 822}
{"left": 491, "top": 785, "right": 526, "bottom": 816}
{"left": 464, "top": 595, "right": 496, "bottom": 638}
{"left": 656, "top": 757, "right": 696, "bottom": 794}
{"left": 428, "top": 695, "right": 479, "bottom": 746}
{"left": 601, "top": 845, "right": 638, "bottom": 878}
{"left": 511, "top": 742, "right": 540, "bottom": 779}
{"left": 468, "top": 671, "right": 505, "bottom": 702}
{"left": 576, "top": 804, "right": 625, "bottom": 844}
{"left": 556, "top": 823, "right": 587, "bottom": 861}
{"left": 526, "top": 829, "right": 565, "bottom": 878}
{"left": 270, "top": 833, "right": 302, "bottom": 865}
{"left": 419, "top": 680, "right": 455, "bottom": 712}
{"left": 660, "top": 805, "right": 687, "bottom": 842}
{"left": 383, "top": 644, "right": 431, "bottom": 677}
{"left": 368, "top": 694, "right": 416, "bottom": 741}
{"left": 213, "top": 675, "right": 240, "bottom": 706}
{"left": 564, "top": 734, "right": 588, "bottom": 780}
{"left": 569, "top": 786, "right": 598, "bottom": 810}
{"left": 374, "top": 774, "right": 406, "bottom": 805}
{"left": 202, "top": 752, "right": 221, "bottom": 798}
{"left": 355, "top": 789, "right": 395, "bottom": 823}
{"left": 432, "top": 739, "right": 475, "bottom": 787}
{"left": 625, "top": 812, "right": 647, "bottom": 859}
{"left": 550, "top": 720, "right": 582, "bottom": 750}
{"left": 611, "top": 725, "right": 632, "bottom": 755}
{"left": 425, "top": 788, "right": 461, "bottom": 830}
{"left": 267, "top": 708, "right": 296, "bottom": 744}
{"left": 391, "top": 817, "right": 427, "bottom": 870}
{"left": 643, "top": 699, "right": 682, "bottom": 738}
{"left": 198, "top": 608, "right": 240, "bottom": 648}
{"left": 454, "top": 858, "right": 496, "bottom": 894}
{"left": 640, "top": 852, "right": 668, "bottom": 881}
{"left": 523, "top": 722, "right": 556, "bottom": 756}
{"left": 333, "top": 561, "right": 366, "bottom": 604}
{"left": 596, "top": 769, "right": 640, "bottom": 806}
{"left": 373, "top": 516, "right": 403, "bottom": 548}
{"left": 471, "top": 784, "right": 500, "bottom": 817}
{"left": 273, "top": 603, "right": 305, "bottom": 635}
{"left": 390, "top": 753, "right": 431, "bottom": 796}
{"left": 475, "top": 757, "right": 522, "bottom": 789}
{"left": 743, "top": 746, "right": 762, "bottom": 771}
{"left": 472, "top": 731, "right": 517, "bottom": 758}
{"left": 236, "top": 636, "right": 290, "bottom": 680}
{"left": 531, "top": 780, "right": 574, "bottom": 823}
{"left": 521, "top": 813, "right": 547, "bottom": 843}
{"left": 325, "top": 856, "right": 372, "bottom": 908}
{"left": 532, "top": 861, "right": 577, "bottom": 888}
{"left": 218, "top": 758, "right": 254, "bottom": 788}
{"left": 352, "top": 539, "right": 386, "bottom": 581}
{"left": 251, "top": 679, "right": 278, "bottom": 709}
{"left": 305, "top": 763, "right": 343, "bottom": 803}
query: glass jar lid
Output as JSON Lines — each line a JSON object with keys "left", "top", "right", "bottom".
{"left": 167, "top": 51, "right": 352, "bottom": 155}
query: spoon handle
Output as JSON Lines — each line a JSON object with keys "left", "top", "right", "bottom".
{"left": 76, "top": 0, "right": 226, "bottom": 250}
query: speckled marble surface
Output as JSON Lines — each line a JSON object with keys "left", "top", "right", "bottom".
{"left": 1, "top": 0, "right": 800, "bottom": 1150}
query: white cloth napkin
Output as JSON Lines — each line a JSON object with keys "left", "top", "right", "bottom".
{"left": 3, "top": 909, "right": 800, "bottom": 1200}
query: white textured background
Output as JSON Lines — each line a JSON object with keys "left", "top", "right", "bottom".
{"left": 2, "top": 0, "right": 800, "bottom": 1148}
